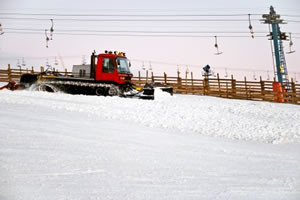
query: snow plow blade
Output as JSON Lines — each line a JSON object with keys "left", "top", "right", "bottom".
{"left": 133, "top": 84, "right": 173, "bottom": 100}
{"left": 127, "top": 84, "right": 154, "bottom": 100}
{"left": 159, "top": 87, "right": 173, "bottom": 95}
{"left": 138, "top": 86, "right": 155, "bottom": 100}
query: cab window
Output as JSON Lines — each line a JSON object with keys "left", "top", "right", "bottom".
{"left": 102, "top": 58, "right": 115, "bottom": 73}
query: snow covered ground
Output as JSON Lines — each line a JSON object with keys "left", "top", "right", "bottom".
{"left": 0, "top": 87, "right": 300, "bottom": 199}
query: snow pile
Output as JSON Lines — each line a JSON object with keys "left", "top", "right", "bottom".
{"left": 0, "top": 89, "right": 299, "bottom": 144}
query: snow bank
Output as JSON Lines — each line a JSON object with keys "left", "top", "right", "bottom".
{"left": 1, "top": 101, "right": 299, "bottom": 200}
{"left": 0, "top": 89, "right": 299, "bottom": 144}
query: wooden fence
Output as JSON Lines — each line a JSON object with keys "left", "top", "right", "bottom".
{"left": 0, "top": 65, "right": 70, "bottom": 82}
{"left": 131, "top": 71, "right": 300, "bottom": 105}
{"left": 1, "top": 65, "right": 300, "bottom": 105}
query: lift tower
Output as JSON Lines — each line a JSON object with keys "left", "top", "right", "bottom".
{"left": 262, "top": 6, "right": 290, "bottom": 89}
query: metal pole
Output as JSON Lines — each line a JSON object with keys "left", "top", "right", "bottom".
{"left": 271, "top": 23, "right": 283, "bottom": 84}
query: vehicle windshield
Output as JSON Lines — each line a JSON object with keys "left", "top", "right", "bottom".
{"left": 116, "top": 57, "right": 131, "bottom": 74}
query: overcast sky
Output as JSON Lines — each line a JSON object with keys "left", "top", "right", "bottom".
{"left": 0, "top": 0, "right": 299, "bottom": 80}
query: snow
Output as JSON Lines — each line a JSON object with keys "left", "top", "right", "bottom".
{"left": 0, "top": 88, "right": 300, "bottom": 199}
{"left": 0, "top": 89, "right": 299, "bottom": 144}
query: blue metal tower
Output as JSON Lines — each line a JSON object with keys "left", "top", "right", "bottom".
{"left": 262, "top": 6, "right": 290, "bottom": 89}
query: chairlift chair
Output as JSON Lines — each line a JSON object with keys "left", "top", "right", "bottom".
{"left": 253, "top": 72, "right": 257, "bottom": 80}
{"left": 224, "top": 68, "right": 228, "bottom": 78}
{"left": 142, "top": 61, "right": 146, "bottom": 70}
{"left": 248, "top": 14, "right": 254, "bottom": 38}
{"left": 149, "top": 62, "right": 152, "bottom": 71}
{"left": 50, "top": 19, "right": 54, "bottom": 40}
{"left": 22, "top": 57, "right": 26, "bottom": 67}
{"left": 45, "top": 29, "right": 50, "bottom": 48}
{"left": 214, "top": 36, "right": 223, "bottom": 55}
{"left": 286, "top": 33, "right": 296, "bottom": 54}
{"left": 54, "top": 57, "right": 59, "bottom": 66}
{"left": 0, "top": 24, "right": 4, "bottom": 35}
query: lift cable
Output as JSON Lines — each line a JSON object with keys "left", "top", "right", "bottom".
{"left": 1, "top": 17, "right": 299, "bottom": 24}
{"left": 4, "top": 27, "right": 281, "bottom": 34}
{"left": 4, "top": 31, "right": 273, "bottom": 38}
{"left": 2, "top": 55, "right": 299, "bottom": 74}
{"left": 0, "top": 17, "right": 257, "bottom": 22}
{"left": 130, "top": 58, "right": 300, "bottom": 73}
{"left": 0, "top": 13, "right": 258, "bottom": 17}
{"left": 1, "top": 12, "right": 300, "bottom": 17}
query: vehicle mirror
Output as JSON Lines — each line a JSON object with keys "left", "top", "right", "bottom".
{"left": 117, "top": 60, "right": 120, "bottom": 65}
{"left": 129, "top": 61, "right": 131, "bottom": 67}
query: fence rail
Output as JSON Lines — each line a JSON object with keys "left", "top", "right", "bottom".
{"left": 1, "top": 65, "right": 299, "bottom": 105}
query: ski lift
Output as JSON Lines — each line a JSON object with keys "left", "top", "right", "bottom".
{"left": 142, "top": 61, "right": 146, "bottom": 70}
{"left": 149, "top": 61, "right": 152, "bottom": 71}
{"left": 0, "top": 24, "right": 4, "bottom": 35}
{"left": 267, "top": 70, "right": 270, "bottom": 80}
{"left": 214, "top": 36, "right": 223, "bottom": 55}
{"left": 54, "top": 57, "right": 59, "bottom": 66}
{"left": 46, "top": 59, "right": 52, "bottom": 69}
{"left": 22, "top": 57, "right": 26, "bottom": 67}
{"left": 212, "top": 71, "right": 217, "bottom": 77}
{"left": 253, "top": 71, "right": 257, "bottom": 80}
{"left": 16, "top": 59, "right": 21, "bottom": 68}
{"left": 45, "top": 29, "right": 50, "bottom": 48}
{"left": 185, "top": 65, "right": 189, "bottom": 74}
{"left": 50, "top": 19, "right": 54, "bottom": 40}
{"left": 248, "top": 14, "right": 254, "bottom": 38}
{"left": 286, "top": 32, "right": 296, "bottom": 54}
{"left": 224, "top": 68, "right": 228, "bottom": 78}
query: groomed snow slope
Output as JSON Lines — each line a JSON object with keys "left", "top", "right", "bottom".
{"left": 0, "top": 89, "right": 300, "bottom": 144}
{"left": 0, "top": 89, "right": 300, "bottom": 200}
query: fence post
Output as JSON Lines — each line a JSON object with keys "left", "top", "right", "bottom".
{"left": 31, "top": 66, "right": 34, "bottom": 73}
{"left": 146, "top": 70, "right": 148, "bottom": 83}
{"left": 138, "top": 71, "right": 141, "bottom": 87}
{"left": 8, "top": 64, "right": 12, "bottom": 81}
{"left": 260, "top": 76, "right": 265, "bottom": 101}
{"left": 244, "top": 76, "right": 248, "bottom": 99}
{"left": 164, "top": 72, "right": 167, "bottom": 85}
{"left": 291, "top": 78, "right": 297, "bottom": 104}
{"left": 177, "top": 71, "right": 182, "bottom": 90}
{"left": 231, "top": 75, "right": 236, "bottom": 98}
{"left": 225, "top": 82, "right": 229, "bottom": 98}
{"left": 191, "top": 72, "right": 194, "bottom": 94}
{"left": 203, "top": 76, "right": 209, "bottom": 95}
{"left": 207, "top": 77, "right": 210, "bottom": 95}
{"left": 185, "top": 71, "right": 188, "bottom": 94}
{"left": 151, "top": 72, "right": 154, "bottom": 84}
{"left": 65, "top": 68, "right": 68, "bottom": 76}
{"left": 217, "top": 73, "right": 221, "bottom": 97}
